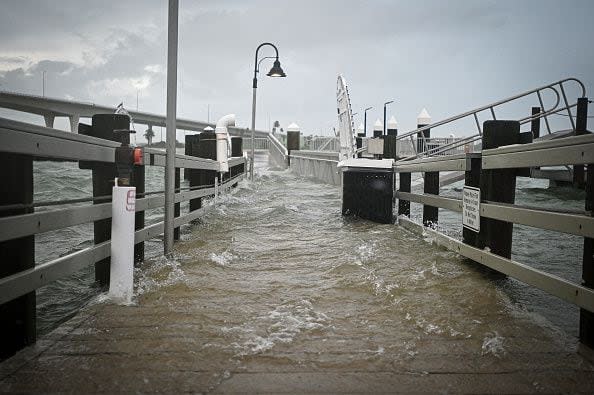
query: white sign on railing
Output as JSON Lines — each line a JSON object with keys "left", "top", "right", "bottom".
{"left": 462, "top": 186, "right": 481, "bottom": 232}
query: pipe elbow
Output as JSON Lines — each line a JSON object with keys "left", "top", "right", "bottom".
{"left": 215, "top": 114, "right": 236, "bottom": 132}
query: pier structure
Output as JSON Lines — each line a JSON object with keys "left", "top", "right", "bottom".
{"left": 0, "top": 76, "right": 593, "bottom": 392}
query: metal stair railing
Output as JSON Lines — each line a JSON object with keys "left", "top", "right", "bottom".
{"left": 397, "top": 77, "right": 586, "bottom": 161}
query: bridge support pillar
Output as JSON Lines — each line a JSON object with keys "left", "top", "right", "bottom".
{"left": 43, "top": 114, "right": 55, "bottom": 128}
{"left": 582, "top": 162, "right": 594, "bottom": 348}
{"left": 0, "top": 153, "right": 35, "bottom": 361}
{"left": 478, "top": 120, "right": 520, "bottom": 262}
{"left": 69, "top": 114, "right": 80, "bottom": 133}
{"left": 398, "top": 172, "right": 411, "bottom": 217}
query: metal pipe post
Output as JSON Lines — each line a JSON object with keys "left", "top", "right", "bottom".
{"left": 164, "top": 0, "right": 178, "bottom": 256}
{"left": 251, "top": 86, "right": 257, "bottom": 181}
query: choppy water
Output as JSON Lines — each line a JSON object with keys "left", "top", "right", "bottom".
{"left": 33, "top": 152, "right": 585, "bottom": 350}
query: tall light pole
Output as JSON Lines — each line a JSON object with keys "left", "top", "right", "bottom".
{"left": 383, "top": 100, "right": 394, "bottom": 136}
{"left": 164, "top": 0, "right": 178, "bottom": 256}
{"left": 363, "top": 106, "right": 372, "bottom": 136}
{"left": 42, "top": 70, "right": 46, "bottom": 97}
{"left": 250, "top": 43, "right": 286, "bottom": 180}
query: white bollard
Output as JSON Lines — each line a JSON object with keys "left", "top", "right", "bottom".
{"left": 109, "top": 182, "right": 136, "bottom": 304}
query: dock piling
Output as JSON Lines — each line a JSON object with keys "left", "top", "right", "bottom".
{"left": 286, "top": 123, "right": 301, "bottom": 166}
{"left": 423, "top": 171, "right": 439, "bottom": 227}
{"left": 478, "top": 120, "right": 520, "bottom": 261}
{"left": 398, "top": 172, "right": 411, "bottom": 217}
{"left": 574, "top": 97, "right": 588, "bottom": 188}
{"left": 80, "top": 114, "right": 131, "bottom": 286}
{"left": 0, "top": 153, "right": 35, "bottom": 360}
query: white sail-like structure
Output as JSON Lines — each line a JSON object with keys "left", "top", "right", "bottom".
{"left": 336, "top": 75, "right": 356, "bottom": 163}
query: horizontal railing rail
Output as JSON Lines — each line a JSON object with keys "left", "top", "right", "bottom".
{"left": 395, "top": 132, "right": 594, "bottom": 318}
{"left": 0, "top": 118, "right": 246, "bottom": 306}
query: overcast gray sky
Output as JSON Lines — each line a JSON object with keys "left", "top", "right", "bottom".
{"left": 1, "top": 0, "right": 593, "bottom": 141}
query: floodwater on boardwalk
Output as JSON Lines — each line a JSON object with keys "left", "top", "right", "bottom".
{"left": 118, "top": 153, "right": 577, "bottom": 377}
{"left": 9, "top": 152, "right": 593, "bottom": 392}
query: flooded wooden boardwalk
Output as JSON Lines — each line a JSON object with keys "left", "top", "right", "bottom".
{"left": 1, "top": 158, "right": 594, "bottom": 393}
{"left": 1, "top": 271, "right": 594, "bottom": 393}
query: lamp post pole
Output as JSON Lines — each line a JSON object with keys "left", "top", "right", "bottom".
{"left": 164, "top": 0, "right": 178, "bottom": 256}
{"left": 383, "top": 100, "right": 394, "bottom": 136}
{"left": 250, "top": 43, "right": 286, "bottom": 181}
{"left": 363, "top": 106, "right": 372, "bottom": 137}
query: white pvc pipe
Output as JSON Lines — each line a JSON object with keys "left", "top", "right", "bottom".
{"left": 109, "top": 183, "right": 136, "bottom": 304}
{"left": 216, "top": 114, "right": 235, "bottom": 173}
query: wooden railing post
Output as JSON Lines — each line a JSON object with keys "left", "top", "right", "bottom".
{"left": 398, "top": 172, "right": 411, "bottom": 217}
{"left": 574, "top": 97, "right": 588, "bottom": 189}
{"left": 187, "top": 134, "right": 201, "bottom": 212}
{"left": 80, "top": 114, "right": 130, "bottom": 286}
{"left": 133, "top": 163, "right": 145, "bottom": 264}
{"left": 287, "top": 123, "right": 300, "bottom": 167}
{"left": 174, "top": 167, "right": 180, "bottom": 240}
{"left": 0, "top": 153, "right": 35, "bottom": 360}
{"left": 423, "top": 171, "right": 439, "bottom": 227}
{"left": 581, "top": 163, "right": 594, "bottom": 347}
{"left": 478, "top": 120, "right": 520, "bottom": 260}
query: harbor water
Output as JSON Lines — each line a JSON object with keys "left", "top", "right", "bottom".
{"left": 33, "top": 151, "right": 585, "bottom": 354}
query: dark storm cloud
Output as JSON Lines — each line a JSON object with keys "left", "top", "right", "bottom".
{"left": 1, "top": 0, "right": 593, "bottom": 141}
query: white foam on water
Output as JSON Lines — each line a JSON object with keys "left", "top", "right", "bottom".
{"left": 223, "top": 299, "right": 330, "bottom": 357}
{"left": 209, "top": 251, "right": 235, "bottom": 266}
{"left": 481, "top": 331, "right": 506, "bottom": 357}
{"left": 134, "top": 254, "right": 186, "bottom": 296}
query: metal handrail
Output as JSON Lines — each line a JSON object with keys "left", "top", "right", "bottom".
{"left": 397, "top": 78, "right": 584, "bottom": 140}
{"left": 268, "top": 132, "right": 288, "bottom": 157}
{"left": 396, "top": 77, "right": 586, "bottom": 160}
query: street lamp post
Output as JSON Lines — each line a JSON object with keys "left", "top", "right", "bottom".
{"left": 363, "top": 106, "right": 373, "bottom": 137}
{"left": 250, "top": 43, "right": 286, "bottom": 180}
{"left": 383, "top": 100, "right": 394, "bottom": 136}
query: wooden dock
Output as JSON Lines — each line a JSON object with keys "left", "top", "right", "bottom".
{"left": 1, "top": 257, "right": 593, "bottom": 393}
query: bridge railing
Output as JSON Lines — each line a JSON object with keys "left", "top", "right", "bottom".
{"left": 289, "top": 150, "right": 340, "bottom": 185}
{"left": 267, "top": 132, "right": 289, "bottom": 169}
{"left": 395, "top": 131, "right": 594, "bottom": 344}
{"left": 302, "top": 136, "right": 340, "bottom": 152}
{"left": 242, "top": 137, "right": 270, "bottom": 151}
{"left": 0, "top": 117, "right": 246, "bottom": 351}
